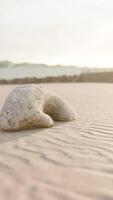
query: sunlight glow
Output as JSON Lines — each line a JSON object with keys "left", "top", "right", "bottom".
{"left": 0, "top": 0, "right": 113, "bottom": 67}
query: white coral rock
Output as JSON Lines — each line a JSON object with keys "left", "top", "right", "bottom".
{"left": 0, "top": 84, "right": 77, "bottom": 131}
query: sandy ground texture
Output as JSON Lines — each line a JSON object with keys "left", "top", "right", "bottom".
{"left": 0, "top": 83, "right": 113, "bottom": 200}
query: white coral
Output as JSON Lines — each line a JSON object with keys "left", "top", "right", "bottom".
{"left": 0, "top": 84, "right": 77, "bottom": 131}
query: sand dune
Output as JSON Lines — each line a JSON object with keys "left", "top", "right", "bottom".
{"left": 78, "top": 71, "right": 113, "bottom": 82}
{"left": 0, "top": 83, "right": 113, "bottom": 200}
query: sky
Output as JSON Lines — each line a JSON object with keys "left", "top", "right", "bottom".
{"left": 0, "top": 0, "right": 113, "bottom": 67}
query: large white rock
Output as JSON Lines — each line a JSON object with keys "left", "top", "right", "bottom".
{"left": 0, "top": 84, "right": 77, "bottom": 131}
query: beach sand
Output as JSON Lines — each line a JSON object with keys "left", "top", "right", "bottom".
{"left": 0, "top": 83, "right": 113, "bottom": 200}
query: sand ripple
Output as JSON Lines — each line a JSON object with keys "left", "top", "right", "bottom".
{"left": 0, "top": 83, "right": 113, "bottom": 200}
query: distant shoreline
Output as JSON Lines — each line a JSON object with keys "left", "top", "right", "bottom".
{"left": 0, "top": 75, "right": 78, "bottom": 84}
{"left": 1, "top": 71, "right": 113, "bottom": 84}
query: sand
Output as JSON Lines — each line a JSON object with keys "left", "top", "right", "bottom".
{"left": 0, "top": 83, "right": 113, "bottom": 200}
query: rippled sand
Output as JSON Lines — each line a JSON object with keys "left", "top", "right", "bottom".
{"left": 0, "top": 83, "right": 113, "bottom": 200}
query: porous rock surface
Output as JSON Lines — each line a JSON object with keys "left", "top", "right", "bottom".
{"left": 0, "top": 84, "right": 77, "bottom": 131}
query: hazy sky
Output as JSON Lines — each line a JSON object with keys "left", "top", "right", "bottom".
{"left": 0, "top": 0, "right": 113, "bottom": 67}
